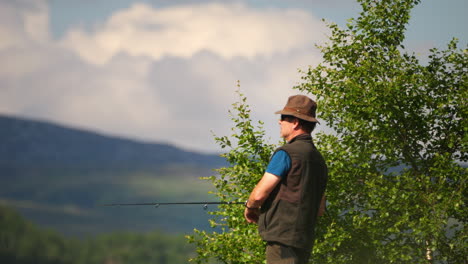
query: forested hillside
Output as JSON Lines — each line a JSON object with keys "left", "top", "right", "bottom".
{"left": 0, "top": 205, "right": 194, "bottom": 264}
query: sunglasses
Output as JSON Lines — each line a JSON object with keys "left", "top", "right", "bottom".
{"left": 280, "top": 115, "right": 295, "bottom": 121}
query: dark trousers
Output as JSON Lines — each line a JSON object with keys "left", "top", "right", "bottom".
{"left": 266, "top": 242, "right": 311, "bottom": 264}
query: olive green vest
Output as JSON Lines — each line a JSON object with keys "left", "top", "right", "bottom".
{"left": 258, "top": 134, "right": 328, "bottom": 249}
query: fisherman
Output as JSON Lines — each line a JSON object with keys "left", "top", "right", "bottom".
{"left": 244, "top": 95, "right": 328, "bottom": 264}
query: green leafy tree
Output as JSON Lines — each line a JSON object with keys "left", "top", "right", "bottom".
{"left": 187, "top": 87, "right": 277, "bottom": 263}
{"left": 0, "top": 205, "right": 69, "bottom": 264}
{"left": 294, "top": 0, "right": 467, "bottom": 263}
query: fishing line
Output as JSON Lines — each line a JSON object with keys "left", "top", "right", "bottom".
{"left": 101, "top": 201, "right": 244, "bottom": 210}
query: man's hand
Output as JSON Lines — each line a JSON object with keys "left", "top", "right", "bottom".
{"left": 318, "top": 194, "right": 326, "bottom": 217}
{"left": 244, "top": 172, "right": 281, "bottom": 224}
{"left": 244, "top": 207, "right": 260, "bottom": 223}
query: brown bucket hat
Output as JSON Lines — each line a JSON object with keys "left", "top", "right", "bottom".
{"left": 275, "top": 95, "right": 319, "bottom": 123}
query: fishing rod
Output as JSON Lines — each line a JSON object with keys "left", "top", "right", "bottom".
{"left": 101, "top": 201, "right": 245, "bottom": 210}
{"left": 101, "top": 201, "right": 332, "bottom": 219}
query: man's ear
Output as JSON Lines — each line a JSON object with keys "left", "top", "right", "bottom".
{"left": 292, "top": 118, "right": 301, "bottom": 130}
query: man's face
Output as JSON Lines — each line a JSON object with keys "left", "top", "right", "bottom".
{"left": 279, "top": 115, "right": 296, "bottom": 140}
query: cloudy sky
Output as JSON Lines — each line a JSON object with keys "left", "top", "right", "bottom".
{"left": 1, "top": 0, "right": 466, "bottom": 153}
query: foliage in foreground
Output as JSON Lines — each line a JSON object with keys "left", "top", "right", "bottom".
{"left": 0, "top": 205, "right": 192, "bottom": 264}
{"left": 187, "top": 89, "right": 277, "bottom": 263}
{"left": 295, "top": 0, "right": 467, "bottom": 263}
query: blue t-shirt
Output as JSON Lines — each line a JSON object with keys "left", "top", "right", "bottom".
{"left": 266, "top": 150, "right": 291, "bottom": 178}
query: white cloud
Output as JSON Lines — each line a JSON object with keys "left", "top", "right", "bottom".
{"left": 0, "top": 1, "right": 327, "bottom": 152}
{"left": 0, "top": 0, "right": 49, "bottom": 49}
{"left": 60, "top": 3, "right": 326, "bottom": 65}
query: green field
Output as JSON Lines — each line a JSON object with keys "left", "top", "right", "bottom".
{"left": 1, "top": 165, "right": 222, "bottom": 237}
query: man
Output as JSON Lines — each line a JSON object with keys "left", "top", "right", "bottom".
{"left": 244, "top": 95, "right": 328, "bottom": 264}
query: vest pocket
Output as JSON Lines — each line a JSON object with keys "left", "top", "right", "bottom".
{"left": 264, "top": 199, "right": 281, "bottom": 230}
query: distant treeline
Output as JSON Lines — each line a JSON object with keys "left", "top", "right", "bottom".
{"left": 0, "top": 205, "right": 194, "bottom": 264}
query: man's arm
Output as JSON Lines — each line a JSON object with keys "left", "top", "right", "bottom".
{"left": 244, "top": 172, "right": 281, "bottom": 223}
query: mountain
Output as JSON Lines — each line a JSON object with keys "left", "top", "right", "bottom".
{"left": 0, "top": 114, "right": 224, "bottom": 169}
{"left": 0, "top": 115, "right": 226, "bottom": 237}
